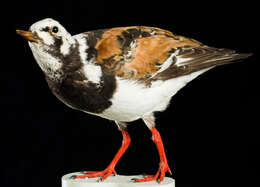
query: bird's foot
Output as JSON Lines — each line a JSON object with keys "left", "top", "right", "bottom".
{"left": 71, "top": 130, "right": 130, "bottom": 182}
{"left": 133, "top": 161, "right": 172, "bottom": 183}
{"left": 71, "top": 167, "right": 117, "bottom": 181}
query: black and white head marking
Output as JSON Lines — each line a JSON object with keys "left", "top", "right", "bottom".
{"left": 28, "top": 18, "right": 76, "bottom": 81}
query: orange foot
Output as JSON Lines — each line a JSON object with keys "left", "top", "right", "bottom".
{"left": 134, "top": 127, "right": 172, "bottom": 183}
{"left": 134, "top": 161, "right": 172, "bottom": 183}
{"left": 71, "top": 167, "right": 117, "bottom": 181}
{"left": 71, "top": 130, "right": 130, "bottom": 181}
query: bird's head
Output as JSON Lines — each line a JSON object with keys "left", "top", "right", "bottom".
{"left": 17, "top": 18, "right": 77, "bottom": 81}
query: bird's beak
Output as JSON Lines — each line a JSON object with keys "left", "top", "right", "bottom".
{"left": 16, "top": 30, "right": 39, "bottom": 43}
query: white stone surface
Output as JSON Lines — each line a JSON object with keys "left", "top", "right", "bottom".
{"left": 62, "top": 172, "right": 175, "bottom": 187}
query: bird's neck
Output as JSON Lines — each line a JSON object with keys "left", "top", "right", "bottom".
{"left": 47, "top": 41, "right": 103, "bottom": 86}
{"left": 73, "top": 35, "right": 103, "bottom": 85}
{"left": 31, "top": 35, "right": 103, "bottom": 85}
{"left": 30, "top": 39, "right": 82, "bottom": 82}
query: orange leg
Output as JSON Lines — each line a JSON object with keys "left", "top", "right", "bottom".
{"left": 72, "top": 130, "right": 131, "bottom": 181}
{"left": 134, "top": 127, "right": 172, "bottom": 183}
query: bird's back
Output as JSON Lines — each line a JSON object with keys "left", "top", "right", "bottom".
{"left": 74, "top": 26, "right": 251, "bottom": 85}
{"left": 71, "top": 26, "right": 253, "bottom": 121}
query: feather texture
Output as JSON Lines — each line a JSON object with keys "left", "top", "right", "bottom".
{"left": 78, "top": 26, "right": 252, "bottom": 84}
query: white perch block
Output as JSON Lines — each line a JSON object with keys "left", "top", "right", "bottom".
{"left": 62, "top": 172, "right": 175, "bottom": 187}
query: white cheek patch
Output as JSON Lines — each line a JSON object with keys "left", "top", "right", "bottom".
{"left": 29, "top": 42, "right": 63, "bottom": 79}
{"left": 37, "top": 32, "right": 55, "bottom": 46}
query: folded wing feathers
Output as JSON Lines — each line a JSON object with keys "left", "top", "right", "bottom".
{"left": 176, "top": 46, "right": 252, "bottom": 71}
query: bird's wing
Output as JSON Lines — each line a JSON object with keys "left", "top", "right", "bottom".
{"left": 85, "top": 26, "right": 251, "bottom": 82}
{"left": 150, "top": 46, "right": 252, "bottom": 82}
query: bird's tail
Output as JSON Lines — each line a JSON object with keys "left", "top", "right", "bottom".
{"left": 150, "top": 46, "right": 252, "bottom": 81}
{"left": 175, "top": 46, "right": 253, "bottom": 76}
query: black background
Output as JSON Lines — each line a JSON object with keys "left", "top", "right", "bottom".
{"left": 2, "top": 0, "right": 259, "bottom": 187}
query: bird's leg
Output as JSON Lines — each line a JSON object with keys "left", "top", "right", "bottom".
{"left": 134, "top": 115, "right": 172, "bottom": 183}
{"left": 72, "top": 122, "right": 131, "bottom": 181}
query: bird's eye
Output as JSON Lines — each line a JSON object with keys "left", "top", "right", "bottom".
{"left": 52, "top": 26, "right": 59, "bottom": 33}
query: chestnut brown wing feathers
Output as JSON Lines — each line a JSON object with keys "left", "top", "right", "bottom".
{"left": 92, "top": 26, "right": 201, "bottom": 79}
{"left": 89, "top": 26, "right": 251, "bottom": 82}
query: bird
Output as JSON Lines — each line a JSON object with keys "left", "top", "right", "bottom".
{"left": 16, "top": 18, "right": 252, "bottom": 183}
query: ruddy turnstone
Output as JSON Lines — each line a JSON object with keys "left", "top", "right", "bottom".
{"left": 16, "top": 18, "right": 252, "bottom": 183}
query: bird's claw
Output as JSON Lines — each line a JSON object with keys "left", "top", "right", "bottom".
{"left": 133, "top": 162, "right": 172, "bottom": 183}
{"left": 72, "top": 168, "right": 117, "bottom": 181}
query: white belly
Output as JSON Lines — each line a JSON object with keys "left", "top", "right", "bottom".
{"left": 99, "top": 69, "right": 211, "bottom": 122}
